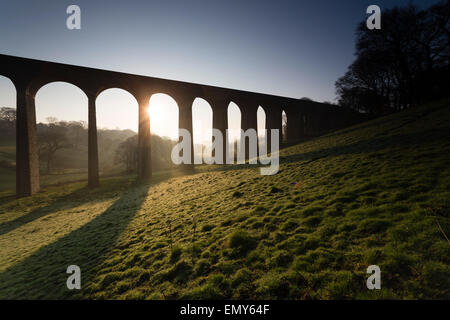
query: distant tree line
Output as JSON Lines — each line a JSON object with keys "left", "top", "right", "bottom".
{"left": 336, "top": 1, "right": 450, "bottom": 114}
{"left": 0, "top": 107, "right": 15, "bottom": 137}
{"left": 0, "top": 107, "right": 176, "bottom": 174}
{"left": 114, "top": 134, "right": 176, "bottom": 173}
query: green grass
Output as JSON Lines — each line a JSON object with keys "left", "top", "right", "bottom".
{"left": 0, "top": 138, "right": 15, "bottom": 196}
{"left": 0, "top": 100, "right": 449, "bottom": 299}
{"left": 0, "top": 138, "right": 89, "bottom": 195}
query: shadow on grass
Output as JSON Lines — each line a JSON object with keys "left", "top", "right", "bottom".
{"left": 0, "top": 176, "right": 137, "bottom": 237}
{"left": 0, "top": 187, "right": 97, "bottom": 237}
{"left": 0, "top": 170, "right": 189, "bottom": 299}
{"left": 0, "top": 169, "right": 190, "bottom": 237}
{"left": 0, "top": 183, "right": 149, "bottom": 299}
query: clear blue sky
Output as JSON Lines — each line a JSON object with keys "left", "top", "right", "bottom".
{"left": 0, "top": 0, "right": 440, "bottom": 136}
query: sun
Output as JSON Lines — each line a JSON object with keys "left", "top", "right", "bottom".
{"left": 148, "top": 94, "right": 179, "bottom": 140}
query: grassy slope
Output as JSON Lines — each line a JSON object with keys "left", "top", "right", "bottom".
{"left": 0, "top": 100, "right": 449, "bottom": 299}
{"left": 0, "top": 138, "right": 15, "bottom": 197}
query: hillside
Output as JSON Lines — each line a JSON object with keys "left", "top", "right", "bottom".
{"left": 0, "top": 100, "right": 449, "bottom": 299}
{"left": 0, "top": 138, "right": 15, "bottom": 197}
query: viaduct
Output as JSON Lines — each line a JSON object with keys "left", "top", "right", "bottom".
{"left": 0, "top": 54, "right": 364, "bottom": 198}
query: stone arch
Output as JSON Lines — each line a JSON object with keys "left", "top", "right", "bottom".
{"left": 94, "top": 81, "right": 138, "bottom": 98}
{"left": 95, "top": 88, "right": 139, "bottom": 175}
{"left": 0, "top": 75, "right": 16, "bottom": 106}
{"left": 34, "top": 81, "right": 88, "bottom": 179}
{"left": 0, "top": 75, "right": 17, "bottom": 194}
{"left": 227, "top": 101, "right": 241, "bottom": 157}
{"left": 96, "top": 88, "right": 139, "bottom": 130}
{"left": 192, "top": 97, "right": 213, "bottom": 164}
{"left": 148, "top": 93, "right": 179, "bottom": 172}
{"left": 28, "top": 76, "right": 87, "bottom": 98}
{"left": 257, "top": 106, "right": 266, "bottom": 153}
{"left": 35, "top": 81, "right": 88, "bottom": 121}
{"left": 149, "top": 93, "right": 179, "bottom": 140}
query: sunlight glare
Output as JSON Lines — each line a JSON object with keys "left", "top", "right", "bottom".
{"left": 149, "top": 94, "right": 179, "bottom": 140}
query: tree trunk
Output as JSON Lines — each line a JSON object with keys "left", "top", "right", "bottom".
{"left": 47, "top": 154, "right": 51, "bottom": 174}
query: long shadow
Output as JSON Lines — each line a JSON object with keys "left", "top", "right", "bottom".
{"left": 0, "top": 175, "right": 140, "bottom": 237}
{"left": 0, "top": 181, "right": 154, "bottom": 299}
{"left": 0, "top": 168, "right": 195, "bottom": 237}
{"left": 0, "top": 186, "right": 102, "bottom": 237}
{"left": 0, "top": 169, "right": 198, "bottom": 299}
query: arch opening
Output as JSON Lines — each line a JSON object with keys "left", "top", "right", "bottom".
{"left": 192, "top": 98, "right": 212, "bottom": 164}
{"left": 35, "top": 82, "right": 88, "bottom": 184}
{"left": 227, "top": 102, "right": 241, "bottom": 158}
{"left": 149, "top": 93, "right": 178, "bottom": 172}
{"left": 0, "top": 75, "right": 16, "bottom": 195}
{"left": 96, "top": 88, "right": 138, "bottom": 175}
{"left": 257, "top": 106, "right": 266, "bottom": 153}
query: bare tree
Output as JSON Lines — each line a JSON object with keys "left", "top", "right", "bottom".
{"left": 0, "top": 107, "right": 16, "bottom": 122}
{"left": 0, "top": 107, "right": 16, "bottom": 136}
{"left": 336, "top": 2, "right": 450, "bottom": 114}
{"left": 38, "top": 122, "right": 72, "bottom": 173}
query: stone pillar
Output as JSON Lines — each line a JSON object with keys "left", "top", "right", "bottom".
{"left": 304, "top": 113, "right": 313, "bottom": 136}
{"left": 296, "top": 112, "right": 305, "bottom": 140}
{"left": 211, "top": 102, "right": 228, "bottom": 164}
{"left": 178, "top": 96, "right": 194, "bottom": 171}
{"left": 88, "top": 94, "right": 100, "bottom": 187}
{"left": 241, "top": 104, "right": 258, "bottom": 160}
{"left": 138, "top": 97, "right": 152, "bottom": 182}
{"left": 16, "top": 83, "right": 40, "bottom": 197}
{"left": 324, "top": 110, "right": 335, "bottom": 132}
{"left": 285, "top": 109, "right": 299, "bottom": 141}
{"left": 309, "top": 113, "right": 316, "bottom": 135}
{"left": 266, "top": 107, "right": 282, "bottom": 154}
{"left": 314, "top": 113, "right": 321, "bottom": 135}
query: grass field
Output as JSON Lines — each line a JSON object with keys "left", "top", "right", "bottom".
{"left": 0, "top": 138, "right": 91, "bottom": 197}
{"left": 0, "top": 138, "right": 15, "bottom": 197}
{"left": 0, "top": 100, "right": 449, "bottom": 299}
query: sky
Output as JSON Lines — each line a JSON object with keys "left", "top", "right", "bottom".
{"left": 0, "top": 0, "right": 441, "bottom": 141}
